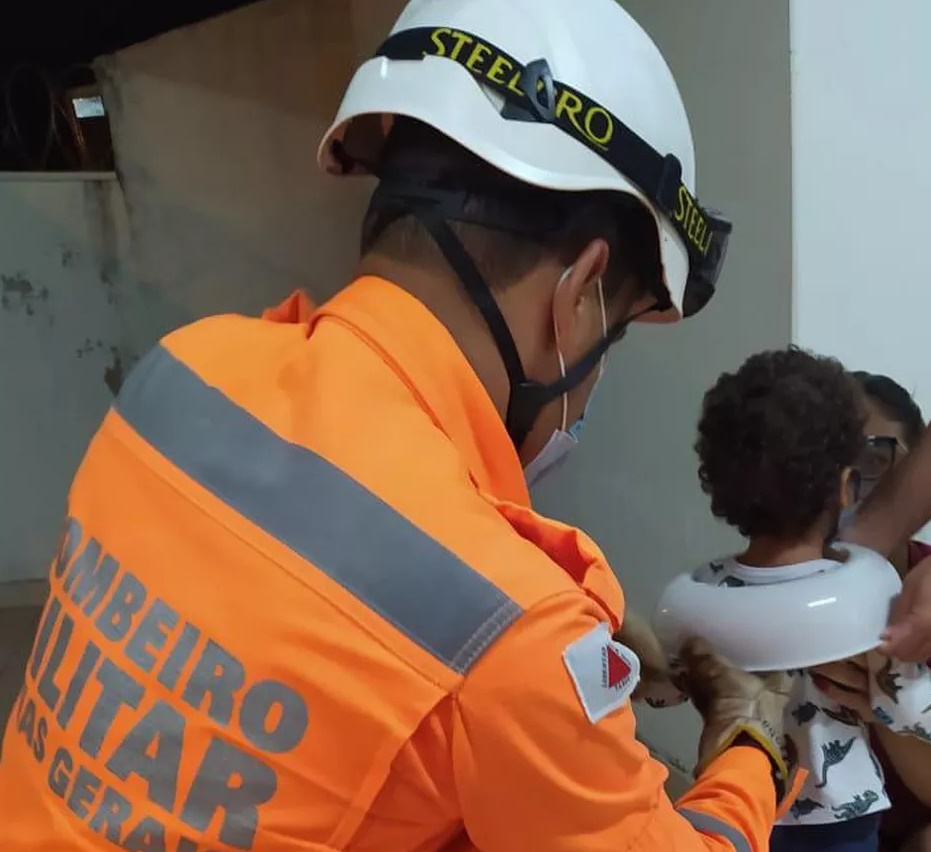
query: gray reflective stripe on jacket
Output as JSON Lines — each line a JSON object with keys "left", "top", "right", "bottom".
{"left": 679, "top": 808, "right": 752, "bottom": 852}
{"left": 115, "top": 343, "right": 523, "bottom": 674}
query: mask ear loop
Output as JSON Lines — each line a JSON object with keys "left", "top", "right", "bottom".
{"left": 595, "top": 277, "right": 608, "bottom": 381}
{"left": 553, "top": 270, "right": 610, "bottom": 431}
{"left": 556, "top": 350, "right": 569, "bottom": 431}
{"left": 552, "top": 268, "right": 574, "bottom": 432}
{"left": 850, "top": 468, "right": 863, "bottom": 503}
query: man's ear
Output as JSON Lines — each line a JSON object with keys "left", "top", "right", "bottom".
{"left": 840, "top": 466, "right": 859, "bottom": 508}
{"left": 551, "top": 239, "right": 610, "bottom": 358}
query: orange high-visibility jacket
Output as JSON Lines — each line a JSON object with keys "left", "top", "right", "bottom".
{"left": 0, "top": 276, "right": 778, "bottom": 851}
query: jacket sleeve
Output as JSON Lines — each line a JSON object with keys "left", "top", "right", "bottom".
{"left": 868, "top": 652, "right": 931, "bottom": 741}
{"left": 451, "top": 592, "right": 777, "bottom": 852}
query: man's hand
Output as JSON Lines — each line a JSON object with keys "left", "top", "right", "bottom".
{"left": 881, "top": 555, "right": 931, "bottom": 663}
{"left": 614, "top": 612, "right": 668, "bottom": 690}
{"left": 677, "top": 638, "right": 796, "bottom": 800}
{"left": 809, "top": 656, "right": 873, "bottom": 720}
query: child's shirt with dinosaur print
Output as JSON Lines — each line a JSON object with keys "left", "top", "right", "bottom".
{"left": 694, "top": 555, "right": 931, "bottom": 826}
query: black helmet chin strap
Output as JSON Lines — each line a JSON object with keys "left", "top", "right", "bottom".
{"left": 366, "top": 183, "right": 636, "bottom": 450}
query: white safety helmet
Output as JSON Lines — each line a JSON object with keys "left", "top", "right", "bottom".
{"left": 318, "top": 0, "right": 731, "bottom": 321}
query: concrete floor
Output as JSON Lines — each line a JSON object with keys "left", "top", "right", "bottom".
{"left": 0, "top": 606, "right": 42, "bottom": 732}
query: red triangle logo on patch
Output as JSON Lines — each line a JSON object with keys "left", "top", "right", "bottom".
{"left": 605, "top": 645, "right": 632, "bottom": 689}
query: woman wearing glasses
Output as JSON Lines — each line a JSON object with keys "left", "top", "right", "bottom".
{"left": 818, "top": 371, "right": 931, "bottom": 852}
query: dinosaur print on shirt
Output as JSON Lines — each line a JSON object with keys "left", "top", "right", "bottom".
{"left": 832, "top": 790, "right": 880, "bottom": 821}
{"left": 875, "top": 658, "right": 903, "bottom": 704}
{"left": 815, "top": 738, "right": 857, "bottom": 789}
{"left": 792, "top": 702, "right": 819, "bottom": 725}
{"left": 790, "top": 798, "right": 824, "bottom": 819}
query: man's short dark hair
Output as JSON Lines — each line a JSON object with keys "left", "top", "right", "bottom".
{"left": 695, "top": 347, "right": 865, "bottom": 539}
{"left": 851, "top": 371, "right": 925, "bottom": 448}
{"left": 360, "top": 117, "right": 661, "bottom": 305}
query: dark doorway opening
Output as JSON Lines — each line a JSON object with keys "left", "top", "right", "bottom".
{"left": 0, "top": 0, "right": 259, "bottom": 171}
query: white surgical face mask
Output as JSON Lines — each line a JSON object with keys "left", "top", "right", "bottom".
{"left": 524, "top": 272, "right": 608, "bottom": 488}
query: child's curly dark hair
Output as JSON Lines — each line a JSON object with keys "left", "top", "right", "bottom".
{"left": 696, "top": 347, "right": 865, "bottom": 538}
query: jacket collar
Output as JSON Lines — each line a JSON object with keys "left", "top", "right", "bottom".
{"left": 313, "top": 276, "right": 531, "bottom": 507}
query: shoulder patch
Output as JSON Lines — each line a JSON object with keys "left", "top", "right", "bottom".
{"left": 563, "top": 622, "right": 640, "bottom": 723}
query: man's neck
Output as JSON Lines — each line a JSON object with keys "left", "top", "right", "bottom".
{"left": 354, "top": 254, "right": 511, "bottom": 420}
{"left": 890, "top": 540, "right": 911, "bottom": 578}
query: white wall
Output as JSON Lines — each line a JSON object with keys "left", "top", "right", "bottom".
{"left": 791, "top": 0, "right": 931, "bottom": 541}
{"left": 0, "top": 175, "right": 134, "bottom": 590}
{"left": 791, "top": 0, "right": 931, "bottom": 416}
{"left": 533, "top": 0, "right": 794, "bottom": 773}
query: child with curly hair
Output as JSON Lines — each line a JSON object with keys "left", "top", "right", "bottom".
{"left": 694, "top": 348, "right": 931, "bottom": 852}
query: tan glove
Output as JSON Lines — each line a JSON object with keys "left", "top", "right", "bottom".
{"left": 676, "top": 637, "right": 796, "bottom": 801}
{"left": 613, "top": 613, "right": 688, "bottom": 707}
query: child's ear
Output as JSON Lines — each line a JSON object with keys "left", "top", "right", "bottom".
{"left": 839, "top": 466, "right": 859, "bottom": 508}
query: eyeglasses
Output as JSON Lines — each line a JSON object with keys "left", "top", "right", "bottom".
{"left": 856, "top": 435, "right": 908, "bottom": 483}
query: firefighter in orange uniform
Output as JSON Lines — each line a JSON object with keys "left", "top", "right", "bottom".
{"left": 4, "top": 1, "right": 931, "bottom": 850}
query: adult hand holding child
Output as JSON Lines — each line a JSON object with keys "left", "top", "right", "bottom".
{"left": 613, "top": 611, "right": 680, "bottom": 703}
{"left": 677, "top": 638, "right": 798, "bottom": 800}
{"left": 809, "top": 656, "right": 874, "bottom": 720}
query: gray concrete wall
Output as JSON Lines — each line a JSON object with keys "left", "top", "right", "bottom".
{"left": 0, "top": 175, "right": 136, "bottom": 745}
{"left": 93, "top": 0, "right": 404, "bottom": 345}
{"left": 1, "top": 0, "right": 407, "bottom": 591}
{"left": 0, "top": 0, "right": 406, "bottom": 742}
{"left": 0, "top": 175, "right": 134, "bottom": 590}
